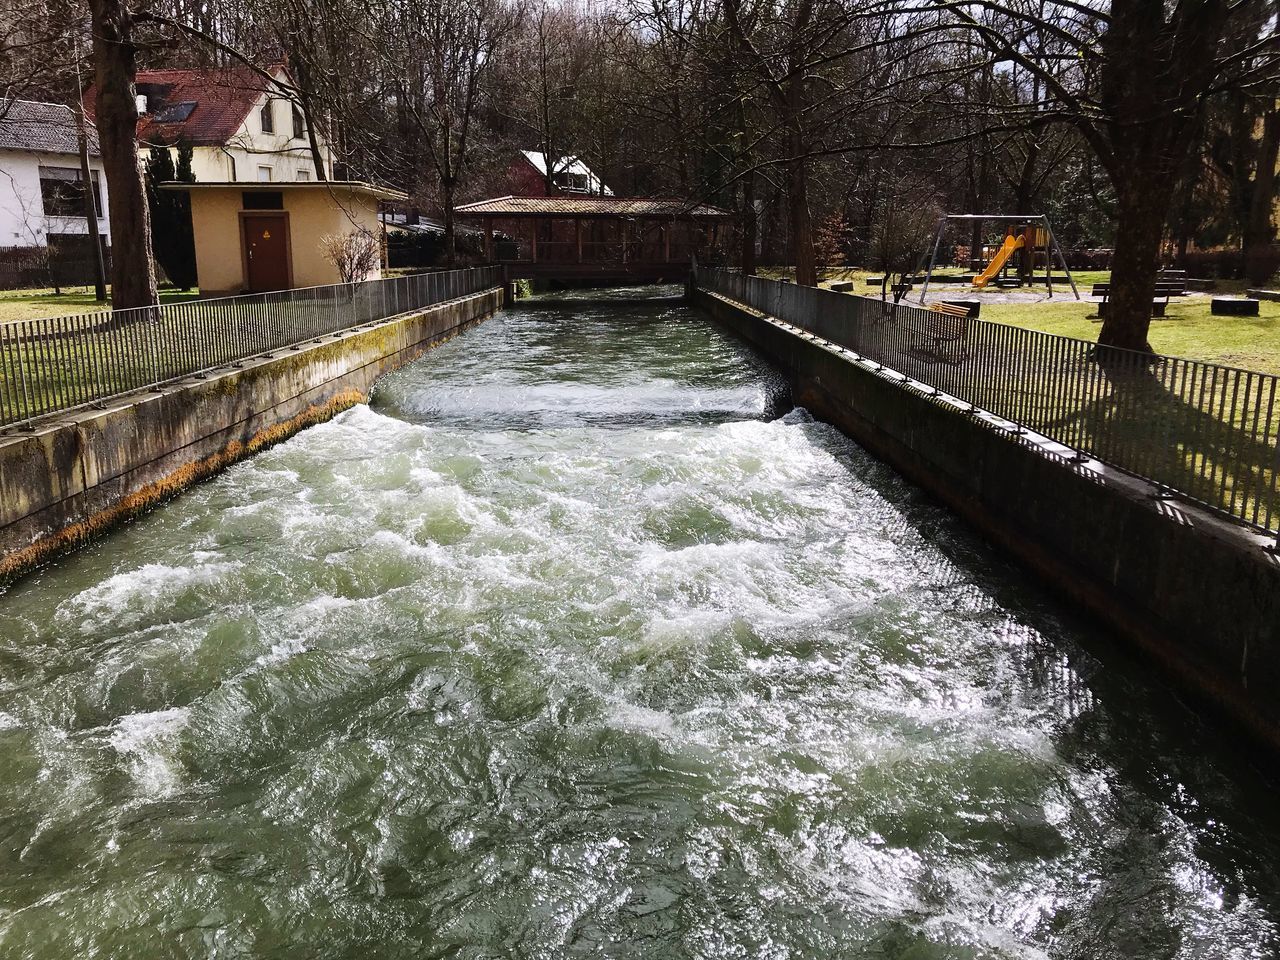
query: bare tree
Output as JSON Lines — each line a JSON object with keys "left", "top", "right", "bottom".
{"left": 497, "top": 1, "right": 597, "bottom": 192}
{"left": 377, "top": 0, "right": 518, "bottom": 265}
{"left": 320, "top": 227, "right": 380, "bottom": 282}
{"left": 87, "top": 0, "right": 158, "bottom": 310}
{"left": 925, "top": 0, "right": 1280, "bottom": 351}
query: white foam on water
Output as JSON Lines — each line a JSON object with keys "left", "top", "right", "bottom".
{"left": 108, "top": 707, "right": 190, "bottom": 798}
{"left": 254, "top": 594, "right": 359, "bottom": 666}
{"left": 56, "top": 560, "right": 241, "bottom": 635}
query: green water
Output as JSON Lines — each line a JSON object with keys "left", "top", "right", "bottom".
{"left": 0, "top": 292, "right": 1277, "bottom": 958}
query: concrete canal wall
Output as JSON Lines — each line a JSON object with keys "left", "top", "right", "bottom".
{"left": 0, "top": 286, "right": 504, "bottom": 582}
{"left": 694, "top": 288, "right": 1280, "bottom": 753}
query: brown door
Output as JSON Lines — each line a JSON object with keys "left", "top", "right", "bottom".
{"left": 242, "top": 213, "right": 290, "bottom": 292}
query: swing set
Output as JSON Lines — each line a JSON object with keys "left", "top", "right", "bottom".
{"left": 916, "top": 214, "right": 1080, "bottom": 304}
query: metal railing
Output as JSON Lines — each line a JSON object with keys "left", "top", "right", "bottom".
{"left": 0, "top": 267, "right": 502, "bottom": 430}
{"left": 696, "top": 267, "right": 1280, "bottom": 537}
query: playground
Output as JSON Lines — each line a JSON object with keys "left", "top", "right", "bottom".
{"left": 791, "top": 266, "right": 1280, "bottom": 374}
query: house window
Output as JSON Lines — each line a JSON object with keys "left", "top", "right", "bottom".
{"left": 553, "top": 170, "right": 590, "bottom": 193}
{"left": 243, "top": 191, "right": 283, "bottom": 210}
{"left": 296, "top": 168, "right": 311, "bottom": 181}
{"left": 257, "top": 165, "right": 274, "bottom": 182}
{"left": 38, "top": 166, "right": 103, "bottom": 218}
{"left": 260, "top": 99, "right": 275, "bottom": 133}
{"left": 292, "top": 107, "right": 305, "bottom": 140}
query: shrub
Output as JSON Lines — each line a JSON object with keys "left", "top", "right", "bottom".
{"left": 321, "top": 227, "right": 381, "bottom": 283}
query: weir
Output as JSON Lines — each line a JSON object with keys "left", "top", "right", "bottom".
{"left": 0, "top": 287, "right": 1278, "bottom": 955}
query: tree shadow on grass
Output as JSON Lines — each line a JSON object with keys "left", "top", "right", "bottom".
{"left": 1043, "top": 350, "right": 1280, "bottom": 526}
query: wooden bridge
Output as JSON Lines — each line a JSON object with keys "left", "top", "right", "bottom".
{"left": 454, "top": 195, "right": 732, "bottom": 283}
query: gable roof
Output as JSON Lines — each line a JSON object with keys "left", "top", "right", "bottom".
{"left": 519, "top": 150, "right": 613, "bottom": 196}
{"left": 454, "top": 195, "right": 731, "bottom": 219}
{"left": 82, "top": 65, "right": 286, "bottom": 147}
{"left": 0, "top": 99, "right": 96, "bottom": 156}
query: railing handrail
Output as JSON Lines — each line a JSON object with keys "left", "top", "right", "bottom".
{"left": 0, "top": 267, "right": 502, "bottom": 431}
{"left": 694, "top": 266, "right": 1280, "bottom": 537}
{"left": 1, "top": 266, "right": 493, "bottom": 328}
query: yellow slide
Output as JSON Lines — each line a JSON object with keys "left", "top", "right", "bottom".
{"left": 972, "top": 234, "right": 1024, "bottom": 289}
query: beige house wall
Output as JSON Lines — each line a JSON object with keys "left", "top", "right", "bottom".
{"left": 286, "top": 191, "right": 381, "bottom": 288}
{"left": 189, "top": 186, "right": 383, "bottom": 296}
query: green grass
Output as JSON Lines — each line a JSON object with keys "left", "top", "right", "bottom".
{"left": 760, "top": 267, "right": 1278, "bottom": 373}
{"left": 979, "top": 297, "right": 1280, "bottom": 375}
{"left": 0, "top": 286, "right": 201, "bottom": 324}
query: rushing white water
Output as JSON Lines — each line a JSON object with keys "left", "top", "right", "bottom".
{"left": 0, "top": 291, "right": 1276, "bottom": 958}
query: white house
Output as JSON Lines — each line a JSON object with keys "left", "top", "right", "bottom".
{"left": 84, "top": 65, "right": 335, "bottom": 184}
{"left": 0, "top": 99, "right": 111, "bottom": 255}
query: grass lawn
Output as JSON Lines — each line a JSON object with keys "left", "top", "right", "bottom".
{"left": 0, "top": 286, "right": 201, "bottom": 324}
{"left": 755, "top": 266, "right": 1278, "bottom": 374}
{"left": 979, "top": 297, "right": 1280, "bottom": 375}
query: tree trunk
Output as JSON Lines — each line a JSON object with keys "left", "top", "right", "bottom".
{"left": 88, "top": 0, "right": 158, "bottom": 311}
{"left": 788, "top": 151, "right": 816, "bottom": 286}
{"left": 1099, "top": 180, "right": 1165, "bottom": 352}
{"left": 1244, "top": 108, "right": 1280, "bottom": 286}
{"left": 740, "top": 164, "right": 756, "bottom": 275}
{"left": 785, "top": 110, "right": 816, "bottom": 286}
{"left": 443, "top": 182, "right": 456, "bottom": 268}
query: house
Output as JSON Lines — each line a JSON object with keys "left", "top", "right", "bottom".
{"left": 165, "top": 181, "right": 406, "bottom": 296}
{"left": 0, "top": 99, "right": 110, "bottom": 283}
{"left": 84, "top": 65, "right": 334, "bottom": 184}
{"left": 505, "top": 150, "right": 613, "bottom": 197}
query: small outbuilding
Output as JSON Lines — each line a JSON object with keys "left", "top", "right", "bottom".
{"left": 162, "top": 180, "right": 406, "bottom": 296}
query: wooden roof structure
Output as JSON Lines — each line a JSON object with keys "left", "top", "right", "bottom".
{"left": 454, "top": 195, "right": 731, "bottom": 219}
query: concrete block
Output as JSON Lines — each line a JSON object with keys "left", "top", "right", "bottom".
{"left": 1212, "top": 297, "right": 1261, "bottom": 316}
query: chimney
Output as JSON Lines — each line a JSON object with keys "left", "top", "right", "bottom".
{"left": 135, "top": 94, "right": 148, "bottom": 114}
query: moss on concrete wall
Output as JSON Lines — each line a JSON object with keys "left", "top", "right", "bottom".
{"left": 0, "top": 288, "right": 503, "bottom": 583}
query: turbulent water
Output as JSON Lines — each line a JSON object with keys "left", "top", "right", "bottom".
{"left": 0, "top": 289, "right": 1278, "bottom": 958}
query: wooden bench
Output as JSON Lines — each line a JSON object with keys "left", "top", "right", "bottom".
{"left": 1092, "top": 281, "right": 1184, "bottom": 318}
{"left": 919, "top": 302, "right": 971, "bottom": 363}
{"left": 928, "top": 301, "right": 971, "bottom": 319}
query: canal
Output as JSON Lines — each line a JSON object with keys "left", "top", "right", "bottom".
{"left": 0, "top": 290, "right": 1277, "bottom": 957}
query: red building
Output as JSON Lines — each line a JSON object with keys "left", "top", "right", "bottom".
{"left": 503, "top": 150, "right": 613, "bottom": 198}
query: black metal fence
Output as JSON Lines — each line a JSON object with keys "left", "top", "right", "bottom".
{"left": 697, "top": 268, "right": 1280, "bottom": 537}
{"left": 0, "top": 267, "right": 502, "bottom": 430}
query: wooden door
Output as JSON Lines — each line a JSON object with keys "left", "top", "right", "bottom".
{"left": 242, "top": 213, "right": 290, "bottom": 292}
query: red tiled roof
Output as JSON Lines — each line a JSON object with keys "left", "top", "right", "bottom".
{"left": 454, "top": 195, "right": 732, "bottom": 218}
{"left": 82, "top": 65, "right": 285, "bottom": 146}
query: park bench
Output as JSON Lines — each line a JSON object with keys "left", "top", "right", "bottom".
{"left": 915, "top": 301, "right": 972, "bottom": 364}
{"left": 1092, "top": 281, "right": 1185, "bottom": 318}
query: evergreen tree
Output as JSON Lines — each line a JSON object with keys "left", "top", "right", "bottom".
{"left": 144, "top": 143, "right": 198, "bottom": 290}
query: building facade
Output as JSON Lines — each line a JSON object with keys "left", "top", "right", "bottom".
{"left": 0, "top": 99, "right": 110, "bottom": 285}
{"left": 505, "top": 150, "right": 613, "bottom": 197}
{"left": 84, "top": 65, "right": 335, "bottom": 184}
{"left": 174, "top": 181, "right": 403, "bottom": 296}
